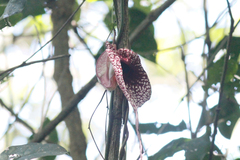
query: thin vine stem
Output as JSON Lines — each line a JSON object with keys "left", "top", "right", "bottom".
{"left": 88, "top": 90, "right": 107, "bottom": 160}
{"left": 208, "top": 0, "right": 234, "bottom": 159}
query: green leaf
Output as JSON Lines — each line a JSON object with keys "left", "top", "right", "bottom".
{"left": 132, "top": 0, "right": 151, "bottom": 14}
{"left": 103, "top": 8, "right": 115, "bottom": 31}
{"left": 0, "top": 0, "right": 26, "bottom": 20}
{"left": 103, "top": 7, "right": 157, "bottom": 62}
{"left": 202, "top": 145, "right": 223, "bottom": 160}
{"left": 42, "top": 118, "right": 59, "bottom": 144}
{"left": 0, "top": 12, "right": 23, "bottom": 29}
{"left": 209, "top": 27, "right": 225, "bottom": 44}
{"left": 149, "top": 128, "right": 215, "bottom": 160}
{"left": 0, "top": 143, "right": 67, "bottom": 160}
{"left": 129, "top": 8, "right": 157, "bottom": 62}
{"left": 22, "top": 0, "right": 45, "bottom": 18}
{"left": 0, "top": 0, "right": 45, "bottom": 29}
{"left": 209, "top": 36, "right": 240, "bottom": 60}
{"left": 133, "top": 120, "right": 187, "bottom": 134}
{"left": 229, "top": 37, "right": 240, "bottom": 56}
{"left": 182, "top": 131, "right": 211, "bottom": 160}
{"left": 148, "top": 138, "right": 189, "bottom": 160}
{"left": 210, "top": 95, "right": 239, "bottom": 120}
{"left": 206, "top": 58, "right": 238, "bottom": 90}
{"left": 206, "top": 36, "right": 240, "bottom": 91}
{"left": 38, "top": 118, "right": 59, "bottom": 160}
{"left": 218, "top": 113, "right": 239, "bottom": 139}
{"left": 210, "top": 95, "right": 240, "bottom": 139}
{"left": 224, "top": 80, "right": 240, "bottom": 97}
{"left": 72, "top": 0, "right": 81, "bottom": 22}
{"left": 196, "top": 101, "right": 213, "bottom": 132}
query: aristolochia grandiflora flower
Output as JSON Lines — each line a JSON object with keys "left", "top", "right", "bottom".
{"left": 96, "top": 41, "right": 151, "bottom": 159}
{"left": 96, "top": 42, "right": 151, "bottom": 109}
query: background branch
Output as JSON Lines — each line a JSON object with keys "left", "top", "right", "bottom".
{"left": 0, "top": 99, "right": 34, "bottom": 134}
{"left": 0, "top": 0, "right": 86, "bottom": 82}
{"left": 0, "top": 54, "right": 70, "bottom": 82}
{"left": 31, "top": 75, "right": 97, "bottom": 142}
{"left": 180, "top": 47, "right": 193, "bottom": 138}
{"left": 209, "top": 0, "right": 235, "bottom": 159}
{"left": 129, "top": 0, "right": 176, "bottom": 44}
{"left": 194, "top": 0, "right": 213, "bottom": 137}
{"left": 72, "top": 26, "right": 96, "bottom": 60}
{"left": 24, "top": 0, "right": 85, "bottom": 63}
{"left": 51, "top": 1, "right": 88, "bottom": 159}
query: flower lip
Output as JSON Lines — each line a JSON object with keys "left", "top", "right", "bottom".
{"left": 110, "top": 45, "right": 151, "bottom": 109}
{"left": 96, "top": 41, "right": 151, "bottom": 109}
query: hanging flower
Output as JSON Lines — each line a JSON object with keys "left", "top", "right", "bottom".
{"left": 96, "top": 41, "right": 151, "bottom": 109}
{"left": 96, "top": 40, "right": 151, "bottom": 159}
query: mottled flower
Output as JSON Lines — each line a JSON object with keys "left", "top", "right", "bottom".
{"left": 96, "top": 41, "right": 151, "bottom": 159}
{"left": 96, "top": 41, "right": 151, "bottom": 109}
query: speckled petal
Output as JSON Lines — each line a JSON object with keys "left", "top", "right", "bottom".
{"left": 108, "top": 48, "right": 151, "bottom": 109}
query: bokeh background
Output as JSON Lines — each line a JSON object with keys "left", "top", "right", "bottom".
{"left": 0, "top": 0, "right": 240, "bottom": 159}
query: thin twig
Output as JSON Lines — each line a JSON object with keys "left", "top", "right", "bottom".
{"left": 0, "top": 0, "right": 86, "bottom": 81}
{"left": 134, "top": 109, "right": 143, "bottom": 160}
{"left": 211, "top": 0, "right": 237, "bottom": 28}
{"left": 157, "top": 35, "right": 204, "bottom": 53}
{"left": 180, "top": 47, "right": 193, "bottom": 137}
{"left": 72, "top": 26, "right": 97, "bottom": 60}
{"left": 177, "top": 19, "right": 240, "bottom": 112}
{"left": 0, "top": 99, "right": 34, "bottom": 134}
{"left": 129, "top": 0, "right": 176, "bottom": 44}
{"left": 155, "top": 0, "right": 238, "bottom": 54}
{"left": 0, "top": 123, "right": 13, "bottom": 141}
{"left": 105, "top": 91, "right": 109, "bottom": 144}
{"left": 25, "top": 0, "right": 85, "bottom": 62}
{"left": 0, "top": 54, "right": 70, "bottom": 81}
{"left": 209, "top": 0, "right": 234, "bottom": 159}
{"left": 34, "top": 24, "right": 47, "bottom": 131}
{"left": 234, "top": 19, "right": 240, "bottom": 30}
{"left": 31, "top": 75, "right": 97, "bottom": 142}
{"left": 174, "top": 10, "right": 193, "bottom": 137}
{"left": 204, "top": 0, "right": 211, "bottom": 52}
{"left": 88, "top": 90, "right": 107, "bottom": 160}
{"left": 44, "top": 90, "right": 58, "bottom": 121}
{"left": 193, "top": 0, "right": 212, "bottom": 138}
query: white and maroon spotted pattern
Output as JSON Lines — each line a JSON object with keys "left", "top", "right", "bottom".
{"left": 96, "top": 41, "right": 151, "bottom": 109}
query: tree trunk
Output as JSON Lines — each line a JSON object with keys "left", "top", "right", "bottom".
{"left": 51, "top": 1, "right": 87, "bottom": 160}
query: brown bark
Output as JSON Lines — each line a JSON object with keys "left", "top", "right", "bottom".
{"left": 105, "top": 0, "right": 129, "bottom": 159}
{"left": 105, "top": 87, "right": 124, "bottom": 160}
{"left": 51, "top": 1, "right": 87, "bottom": 160}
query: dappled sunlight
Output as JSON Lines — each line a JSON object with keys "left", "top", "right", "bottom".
{"left": 0, "top": 0, "right": 240, "bottom": 159}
